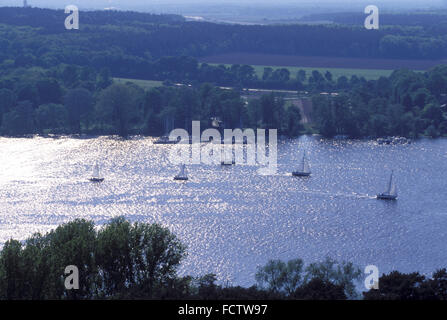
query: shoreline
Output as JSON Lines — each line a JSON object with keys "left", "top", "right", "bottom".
{"left": 0, "top": 133, "right": 442, "bottom": 142}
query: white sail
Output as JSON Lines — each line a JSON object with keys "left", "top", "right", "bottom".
{"left": 384, "top": 171, "right": 397, "bottom": 195}
{"left": 300, "top": 152, "right": 310, "bottom": 173}
{"left": 92, "top": 163, "right": 100, "bottom": 178}
{"left": 303, "top": 161, "right": 310, "bottom": 173}
{"left": 388, "top": 172, "right": 397, "bottom": 196}
{"left": 179, "top": 164, "right": 186, "bottom": 177}
{"left": 389, "top": 182, "right": 397, "bottom": 196}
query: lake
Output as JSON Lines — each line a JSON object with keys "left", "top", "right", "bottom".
{"left": 0, "top": 135, "right": 446, "bottom": 286}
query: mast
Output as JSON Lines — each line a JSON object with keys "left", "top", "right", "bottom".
{"left": 384, "top": 170, "right": 397, "bottom": 196}
{"left": 93, "top": 162, "right": 100, "bottom": 178}
{"left": 301, "top": 151, "right": 309, "bottom": 173}
{"left": 179, "top": 164, "right": 186, "bottom": 177}
{"left": 301, "top": 151, "right": 306, "bottom": 172}
{"left": 387, "top": 170, "right": 394, "bottom": 194}
{"left": 389, "top": 171, "right": 397, "bottom": 195}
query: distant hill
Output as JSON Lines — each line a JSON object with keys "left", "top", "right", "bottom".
{"left": 299, "top": 10, "right": 447, "bottom": 27}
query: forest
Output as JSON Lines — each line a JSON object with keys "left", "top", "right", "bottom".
{"left": 1, "top": 7, "right": 447, "bottom": 138}
{"left": 0, "top": 63, "right": 301, "bottom": 137}
{"left": 311, "top": 66, "right": 447, "bottom": 138}
{"left": 1, "top": 217, "right": 446, "bottom": 300}
{"left": 1, "top": 7, "right": 447, "bottom": 72}
{"left": 1, "top": 61, "right": 447, "bottom": 139}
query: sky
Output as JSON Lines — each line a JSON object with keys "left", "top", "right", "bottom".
{"left": 1, "top": 0, "right": 446, "bottom": 16}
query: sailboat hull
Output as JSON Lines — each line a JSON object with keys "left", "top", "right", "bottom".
{"left": 89, "top": 178, "right": 104, "bottom": 182}
{"left": 174, "top": 176, "right": 188, "bottom": 181}
{"left": 221, "top": 161, "right": 235, "bottom": 166}
{"left": 154, "top": 136, "right": 180, "bottom": 144}
{"left": 376, "top": 193, "right": 397, "bottom": 200}
{"left": 292, "top": 172, "right": 311, "bottom": 177}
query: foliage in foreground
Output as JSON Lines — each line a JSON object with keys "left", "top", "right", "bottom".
{"left": 0, "top": 217, "right": 447, "bottom": 300}
{"left": 0, "top": 217, "right": 186, "bottom": 299}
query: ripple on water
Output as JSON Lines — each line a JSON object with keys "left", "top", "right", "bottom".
{"left": 0, "top": 136, "right": 447, "bottom": 286}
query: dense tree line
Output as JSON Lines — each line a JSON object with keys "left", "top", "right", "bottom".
{"left": 311, "top": 66, "right": 447, "bottom": 138}
{"left": 2, "top": 7, "right": 447, "bottom": 83}
{"left": 0, "top": 64, "right": 304, "bottom": 137}
{"left": 1, "top": 217, "right": 447, "bottom": 300}
{"left": 363, "top": 269, "right": 447, "bottom": 300}
{"left": 2, "top": 61, "right": 447, "bottom": 139}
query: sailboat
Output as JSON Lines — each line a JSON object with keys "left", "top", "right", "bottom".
{"left": 89, "top": 162, "right": 104, "bottom": 182}
{"left": 377, "top": 170, "right": 397, "bottom": 200}
{"left": 174, "top": 164, "right": 188, "bottom": 181}
{"left": 154, "top": 135, "right": 179, "bottom": 144}
{"left": 292, "top": 152, "right": 311, "bottom": 177}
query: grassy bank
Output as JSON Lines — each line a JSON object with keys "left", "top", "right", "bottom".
{"left": 114, "top": 78, "right": 164, "bottom": 89}
{"left": 208, "top": 63, "right": 394, "bottom": 81}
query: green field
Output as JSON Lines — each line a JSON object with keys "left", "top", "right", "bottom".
{"left": 211, "top": 64, "right": 394, "bottom": 81}
{"left": 254, "top": 65, "right": 393, "bottom": 81}
{"left": 114, "top": 78, "right": 163, "bottom": 89}
{"left": 114, "top": 65, "right": 394, "bottom": 91}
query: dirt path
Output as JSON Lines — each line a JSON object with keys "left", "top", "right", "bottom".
{"left": 290, "top": 98, "right": 313, "bottom": 124}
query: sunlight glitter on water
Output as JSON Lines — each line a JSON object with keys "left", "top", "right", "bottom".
{"left": 1, "top": 135, "right": 447, "bottom": 285}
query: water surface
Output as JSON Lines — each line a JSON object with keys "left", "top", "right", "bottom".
{"left": 1, "top": 135, "right": 446, "bottom": 286}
